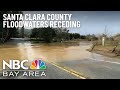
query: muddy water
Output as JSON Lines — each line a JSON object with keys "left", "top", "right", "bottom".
{"left": 0, "top": 38, "right": 92, "bottom": 69}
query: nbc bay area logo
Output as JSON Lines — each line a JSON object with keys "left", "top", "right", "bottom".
{"left": 30, "top": 59, "right": 46, "bottom": 70}
{"left": 2, "top": 59, "right": 47, "bottom": 78}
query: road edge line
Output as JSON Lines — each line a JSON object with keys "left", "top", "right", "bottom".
{"left": 44, "top": 60, "right": 87, "bottom": 79}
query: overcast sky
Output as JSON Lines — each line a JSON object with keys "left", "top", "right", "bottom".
{"left": 23, "top": 11, "right": 120, "bottom": 35}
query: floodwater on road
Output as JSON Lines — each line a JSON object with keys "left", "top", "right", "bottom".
{"left": 1, "top": 38, "right": 120, "bottom": 79}
{"left": 0, "top": 38, "right": 92, "bottom": 69}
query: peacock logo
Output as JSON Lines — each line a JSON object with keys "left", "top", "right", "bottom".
{"left": 30, "top": 59, "right": 47, "bottom": 70}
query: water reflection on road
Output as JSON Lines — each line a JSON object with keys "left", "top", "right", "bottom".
{"left": 17, "top": 42, "right": 36, "bottom": 61}
{"left": 0, "top": 38, "right": 92, "bottom": 69}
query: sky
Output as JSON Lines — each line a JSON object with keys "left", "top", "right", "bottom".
{"left": 23, "top": 11, "right": 120, "bottom": 35}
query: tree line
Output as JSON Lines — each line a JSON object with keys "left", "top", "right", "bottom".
{"left": 30, "top": 27, "right": 81, "bottom": 43}
{"left": 0, "top": 11, "right": 22, "bottom": 44}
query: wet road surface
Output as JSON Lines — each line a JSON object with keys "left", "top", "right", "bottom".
{"left": 0, "top": 38, "right": 120, "bottom": 79}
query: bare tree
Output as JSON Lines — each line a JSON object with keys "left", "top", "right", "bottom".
{"left": 103, "top": 25, "right": 111, "bottom": 38}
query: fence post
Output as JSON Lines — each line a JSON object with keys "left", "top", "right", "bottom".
{"left": 102, "top": 37, "right": 105, "bottom": 46}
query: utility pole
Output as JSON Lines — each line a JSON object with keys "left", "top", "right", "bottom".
{"left": 102, "top": 26, "right": 107, "bottom": 46}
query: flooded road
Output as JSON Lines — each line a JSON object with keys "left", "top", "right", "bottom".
{"left": 0, "top": 38, "right": 120, "bottom": 79}
{"left": 0, "top": 38, "right": 92, "bottom": 69}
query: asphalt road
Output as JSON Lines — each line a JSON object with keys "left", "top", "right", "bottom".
{"left": 58, "top": 53, "right": 120, "bottom": 79}
{"left": 0, "top": 61, "right": 81, "bottom": 79}
{"left": 0, "top": 38, "right": 120, "bottom": 79}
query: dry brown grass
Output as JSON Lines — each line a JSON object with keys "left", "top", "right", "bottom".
{"left": 90, "top": 44, "right": 120, "bottom": 59}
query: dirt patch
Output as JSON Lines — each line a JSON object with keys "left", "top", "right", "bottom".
{"left": 87, "top": 45, "right": 120, "bottom": 59}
